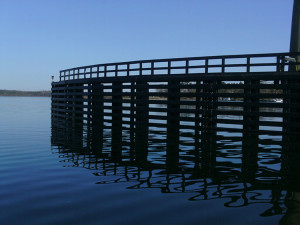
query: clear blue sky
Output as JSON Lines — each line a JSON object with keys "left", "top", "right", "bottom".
{"left": 0, "top": 0, "right": 294, "bottom": 91}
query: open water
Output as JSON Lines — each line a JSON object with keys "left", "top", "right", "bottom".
{"left": 0, "top": 97, "right": 299, "bottom": 225}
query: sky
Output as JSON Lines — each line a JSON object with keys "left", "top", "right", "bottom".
{"left": 0, "top": 0, "right": 295, "bottom": 91}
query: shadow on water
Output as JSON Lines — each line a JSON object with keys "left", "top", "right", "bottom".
{"left": 51, "top": 105, "right": 300, "bottom": 225}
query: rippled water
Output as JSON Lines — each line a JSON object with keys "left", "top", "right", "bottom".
{"left": 1, "top": 97, "right": 299, "bottom": 225}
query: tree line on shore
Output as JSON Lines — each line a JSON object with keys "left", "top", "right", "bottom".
{"left": 0, "top": 89, "right": 51, "bottom": 97}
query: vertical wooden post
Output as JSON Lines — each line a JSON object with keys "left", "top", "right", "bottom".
{"left": 111, "top": 81, "right": 123, "bottom": 162}
{"left": 69, "top": 83, "right": 84, "bottom": 134}
{"left": 289, "top": 79, "right": 300, "bottom": 135}
{"left": 86, "top": 83, "right": 92, "bottom": 141}
{"left": 195, "top": 80, "right": 201, "bottom": 144}
{"left": 135, "top": 81, "right": 149, "bottom": 164}
{"left": 290, "top": 0, "right": 300, "bottom": 63}
{"left": 199, "top": 78, "right": 217, "bottom": 177}
{"left": 166, "top": 80, "right": 180, "bottom": 172}
{"left": 130, "top": 81, "right": 135, "bottom": 162}
{"left": 91, "top": 82, "right": 104, "bottom": 155}
{"left": 192, "top": 81, "right": 201, "bottom": 177}
{"left": 201, "top": 79, "right": 217, "bottom": 134}
{"left": 66, "top": 83, "right": 81, "bottom": 127}
{"left": 192, "top": 80, "right": 202, "bottom": 178}
{"left": 242, "top": 78, "right": 259, "bottom": 181}
{"left": 243, "top": 79, "right": 259, "bottom": 133}
{"left": 65, "top": 83, "right": 71, "bottom": 125}
{"left": 282, "top": 78, "right": 290, "bottom": 135}
{"left": 289, "top": 0, "right": 300, "bottom": 136}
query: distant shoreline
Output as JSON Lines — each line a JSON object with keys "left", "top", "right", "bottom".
{"left": 0, "top": 89, "right": 51, "bottom": 97}
{"left": 0, "top": 95, "right": 50, "bottom": 97}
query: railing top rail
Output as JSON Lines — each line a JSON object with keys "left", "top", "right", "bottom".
{"left": 58, "top": 52, "right": 300, "bottom": 81}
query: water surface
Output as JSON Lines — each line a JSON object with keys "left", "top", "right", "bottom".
{"left": 0, "top": 97, "right": 299, "bottom": 225}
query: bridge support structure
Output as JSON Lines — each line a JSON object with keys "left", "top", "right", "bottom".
{"left": 135, "top": 81, "right": 149, "bottom": 164}
{"left": 111, "top": 82, "right": 123, "bottom": 162}
{"left": 52, "top": 53, "right": 300, "bottom": 161}
{"left": 166, "top": 80, "right": 181, "bottom": 172}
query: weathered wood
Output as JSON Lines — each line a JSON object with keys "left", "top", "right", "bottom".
{"left": 166, "top": 80, "right": 180, "bottom": 172}
{"left": 91, "top": 82, "right": 104, "bottom": 153}
{"left": 52, "top": 53, "right": 300, "bottom": 145}
{"left": 135, "top": 81, "right": 149, "bottom": 164}
{"left": 58, "top": 53, "right": 300, "bottom": 81}
{"left": 111, "top": 82, "right": 123, "bottom": 162}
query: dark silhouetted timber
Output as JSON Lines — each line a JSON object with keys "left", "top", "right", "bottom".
{"left": 52, "top": 52, "right": 300, "bottom": 137}
{"left": 51, "top": 52, "right": 300, "bottom": 223}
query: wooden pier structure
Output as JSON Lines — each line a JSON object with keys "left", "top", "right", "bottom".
{"left": 51, "top": 53, "right": 300, "bottom": 221}
{"left": 52, "top": 52, "right": 300, "bottom": 140}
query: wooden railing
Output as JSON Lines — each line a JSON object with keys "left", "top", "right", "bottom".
{"left": 59, "top": 52, "right": 300, "bottom": 81}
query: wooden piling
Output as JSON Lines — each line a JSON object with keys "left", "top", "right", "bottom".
{"left": 111, "top": 82, "right": 123, "bottom": 162}
{"left": 166, "top": 80, "right": 180, "bottom": 172}
{"left": 135, "top": 81, "right": 149, "bottom": 164}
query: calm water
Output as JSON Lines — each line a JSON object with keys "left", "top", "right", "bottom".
{"left": 1, "top": 97, "right": 299, "bottom": 225}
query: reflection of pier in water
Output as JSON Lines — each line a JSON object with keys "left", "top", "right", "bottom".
{"left": 51, "top": 111, "right": 300, "bottom": 219}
